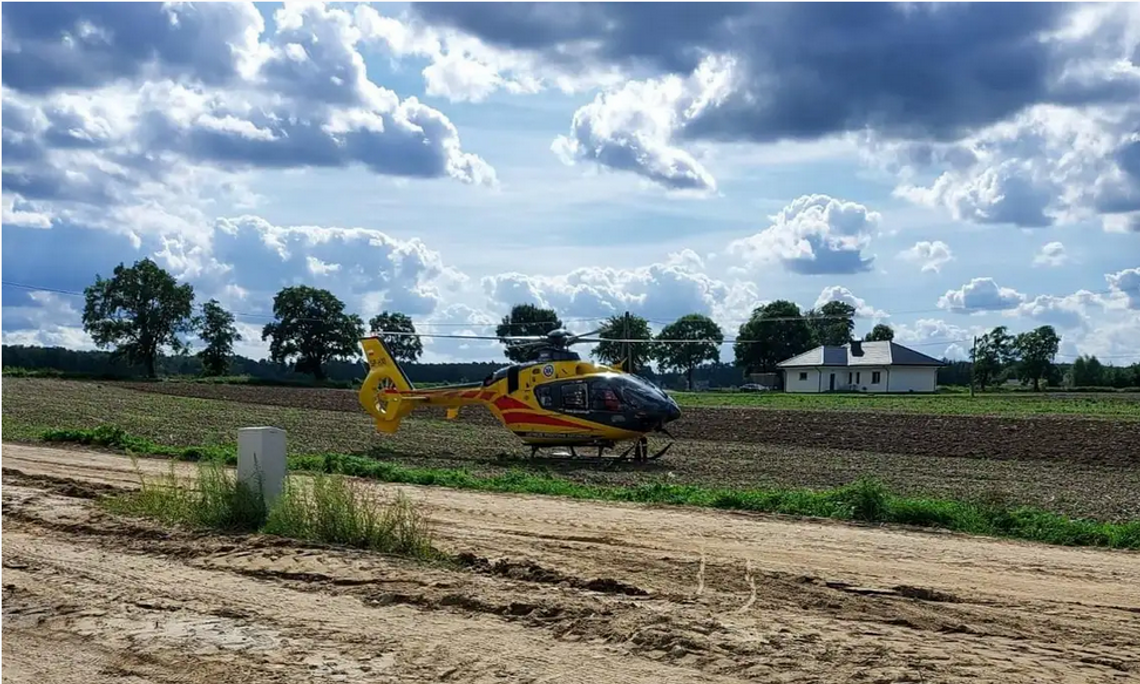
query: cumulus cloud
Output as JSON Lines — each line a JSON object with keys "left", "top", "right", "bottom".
{"left": 889, "top": 103, "right": 1140, "bottom": 231}
{"left": 480, "top": 249, "right": 754, "bottom": 329}
{"left": 893, "top": 318, "right": 975, "bottom": 360}
{"left": 0, "top": 291, "right": 94, "bottom": 349}
{"left": 1106, "top": 267, "right": 1140, "bottom": 309}
{"left": 938, "top": 277, "right": 1028, "bottom": 313}
{"left": 813, "top": 286, "right": 888, "bottom": 320}
{"left": 550, "top": 56, "right": 732, "bottom": 193}
{"left": 1033, "top": 241, "right": 1069, "bottom": 267}
{"left": 409, "top": 3, "right": 1140, "bottom": 193}
{"left": 728, "top": 194, "right": 879, "bottom": 275}
{"left": 1015, "top": 290, "right": 1104, "bottom": 330}
{"left": 210, "top": 216, "right": 468, "bottom": 318}
{"left": 898, "top": 240, "right": 953, "bottom": 273}
{"left": 354, "top": 5, "right": 622, "bottom": 103}
{"left": 0, "top": 2, "right": 496, "bottom": 227}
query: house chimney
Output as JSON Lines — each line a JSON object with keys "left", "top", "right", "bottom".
{"left": 850, "top": 339, "right": 863, "bottom": 356}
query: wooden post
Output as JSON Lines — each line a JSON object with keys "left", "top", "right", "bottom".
{"left": 623, "top": 311, "right": 632, "bottom": 374}
{"left": 969, "top": 336, "right": 977, "bottom": 398}
{"left": 238, "top": 427, "right": 287, "bottom": 507}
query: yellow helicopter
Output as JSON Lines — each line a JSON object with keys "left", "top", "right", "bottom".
{"left": 357, "top": 326, "right": 681, "bottom": 461}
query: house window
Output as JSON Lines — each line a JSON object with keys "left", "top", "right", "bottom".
{"left": 848, "top": 372, "right": 853, "bottom": 384}
{"left": 872, "top": 371, "right": 881, "bottom": 384}
{"left": 856, "top": 371, "right": 861, "bottom": 384}
{"left": 798, "top": 372, "right": 808, "bottom": 381}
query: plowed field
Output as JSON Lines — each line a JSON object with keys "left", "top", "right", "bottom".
{"left": 6, "top": 378, "right": 1140, "bottom": 520}
{"left": 4, "top": 444, "right": 1139, "bottom": 684}
{"left": 119, "top": 381, "right": 1140, "bottom": 466}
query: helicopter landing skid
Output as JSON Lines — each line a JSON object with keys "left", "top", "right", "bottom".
{"left": 525, "top": 436, "right": 672, "bottom": 463}
{"left": 615, "top": 436, "right": 672, "bottom": 463}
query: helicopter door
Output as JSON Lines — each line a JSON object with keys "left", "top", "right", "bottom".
{"left": 507, "top": 365, "right": 520, "bottom": 394}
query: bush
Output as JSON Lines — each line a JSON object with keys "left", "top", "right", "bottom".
{"left": 265, "top": 475, "right": 439, "bottom": 559}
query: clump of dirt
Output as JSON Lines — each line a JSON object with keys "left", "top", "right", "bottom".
{"left": 455, "top": 551, "right": 649, "bottom": 596}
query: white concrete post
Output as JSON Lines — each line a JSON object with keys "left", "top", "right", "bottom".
{"left": 237, "top": 427, "right": 287, "bottom": 507}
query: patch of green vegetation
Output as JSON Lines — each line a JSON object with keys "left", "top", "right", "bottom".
{"left": 57, "top": 425, "right": 1140, "bottom": 550}
{"left": 104, "top": 456, "right": 442, "bottom": 560}
{"left": 670, "top": 390, "right": 1140, "bottom": 419}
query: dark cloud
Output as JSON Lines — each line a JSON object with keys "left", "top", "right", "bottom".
{"left": 1, "top": 2, "right": 260, "bottom": 94}
{"left": 412, "top": 2, "right": 1124, "bottom": 143}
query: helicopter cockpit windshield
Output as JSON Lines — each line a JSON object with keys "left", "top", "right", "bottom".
{"left": 619, "top": 375, "right": 672, "bottom": 410}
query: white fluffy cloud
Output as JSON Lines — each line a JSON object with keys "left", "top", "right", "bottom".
{"left": 0, "top": 291, "right": 93, "bottom": 350}
{"left": 893, "top": 318, "right": 976, "bottom": 361}
{"left": 550, "top": 56, "right": 734, "bottom": 193}
{"left": 888, "top": 103, "right": 1140, "bottom": 232}
{"left": 938, "top": 277, "right": 1028, "bottom": 314}
{"left": 1, "top": 2, "right": 496, "bottom": 249}
{"left": 1033, "top": 241, "right": 1069, "bottom": 267}
{"left": 898, "top": 240, "right": 954, "bottom": 273}
{"left": 481, "top": 249, "right": 749, "bottom": 326}
{"left": 209, "top": 215, "right": 468, "bottom": 318}
{"left": 1015, "top": 290, "right": 1104, "bottom": 330}
{"left": 1106, "top": 267, "right": 1140, "bottom": 309}
{"left": 814, "top": 286, "right": 888, "bottom": 320}
{"left": 729, "top": 194, "right": 880, "bottom": 275}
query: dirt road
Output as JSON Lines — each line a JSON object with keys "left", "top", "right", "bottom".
{"left": 3, "top": 443, "right": 1139, "bottom": 683}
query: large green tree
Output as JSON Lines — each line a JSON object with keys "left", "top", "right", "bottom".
{"left": 1014, "top": 325, "right": 1061, "bottom": 391}
{"left": 591, "top": 312, "right": 653, "bottom": 372}
{"left": 653, "top": 314, "right": 723, "bottom": 390}
{"left": 495, "top": 304, "right": 562, "bottom": 362}
{"left": 864, "top": 323, "right": 895, "bottom": 342}
{"left": 368, "top": 311, "right": 423, "bottom": 363}
{"left": 261, "top": 286, "right": 364, "bottom": 380}
{"left": 81, "top": 257, "right": 196, "bottom": 378}
{"left": 806, "top": 300, "right": 856, "bottom": 346}
{"left": 196, "top": 299, "right": 241, "bottom": 376}
{"left": 971, "top": 325, "right": 1015, "bottom": 391}
{"left": 733, "top": 300, "right": 815, "bottom": 374}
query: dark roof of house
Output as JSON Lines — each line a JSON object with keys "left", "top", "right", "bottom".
{"left": 776, "top": 340, "right": 944, "bottom": 368}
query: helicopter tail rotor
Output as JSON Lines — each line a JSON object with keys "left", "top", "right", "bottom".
{"left": 358, "top": 336, "right": 419, "bottom": 433}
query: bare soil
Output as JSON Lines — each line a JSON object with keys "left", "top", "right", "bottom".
{"left": 120, "top": 382, "right": 1140, "bottom": 466}
{"left": 4, "top": 443, "right": 1140, "bottom": 683}
{"left": 7, "top": 378, "right": 1140, "bottom": 520}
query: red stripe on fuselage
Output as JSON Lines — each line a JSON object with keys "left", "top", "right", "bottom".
{"left": 501, "top": 412, "right": 589, "bottom": 430}
{"left": 494, "top": 396, "right": 531, "bottom": 411}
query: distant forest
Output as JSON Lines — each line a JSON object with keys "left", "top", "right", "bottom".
{"left": 0, "top": 344, "right": 748, "bottom": 389}
{"left": 5, "top": 344, "right": 1137, "bottom": 391}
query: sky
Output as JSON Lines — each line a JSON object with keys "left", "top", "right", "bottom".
{"left": 2, "top": 1, "right": 1139, "bottom": 366}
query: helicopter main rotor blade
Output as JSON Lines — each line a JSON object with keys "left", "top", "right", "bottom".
{"left": 566, "top": 326, "right": 609, "bottom": 345}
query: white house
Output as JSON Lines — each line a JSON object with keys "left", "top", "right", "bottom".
{"left": 776, "top": 340, "right": 943, "bottom": 393}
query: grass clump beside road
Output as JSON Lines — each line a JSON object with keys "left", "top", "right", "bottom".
{"left": 52, "top": 425, "right": 1140, "bottom": 551}
{"left": 105, "top": 456, "right": 442, "bottom": 560}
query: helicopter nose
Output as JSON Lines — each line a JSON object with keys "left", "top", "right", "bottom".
{"left": 664, "top": 401, "right": 681, "bottom": 423}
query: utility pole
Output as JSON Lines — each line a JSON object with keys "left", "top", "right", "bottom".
{"left": 623, "top": 311, "right": 632, "bottom": 374}
{"left": 970, "top": 335, "right": 977, "bottom": 398}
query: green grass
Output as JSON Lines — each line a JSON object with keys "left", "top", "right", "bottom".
{"left": 48, "top": 425, "right": 1140, "bottom": 551}
{"left": 103, "top": 455, "right": 442, "bottom": 560}
{"left": 669, "top": 390, "right": 1140, "bottom": 419}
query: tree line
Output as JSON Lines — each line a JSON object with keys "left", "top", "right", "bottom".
{"left": 15, "top": 257, "right": 1139, "bottom": 390}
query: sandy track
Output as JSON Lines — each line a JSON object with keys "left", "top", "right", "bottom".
{"left": 3, "top": 443, "right": 1139, "bottom": 683}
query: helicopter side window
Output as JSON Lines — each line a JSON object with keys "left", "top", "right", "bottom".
{"left": 560, "top": 381, "right": 588, "bottom": 410}
{"left": 590, "top": 386, "right": 622, "bottom": 412}
{"left": 535, "top": 384, "right": 554, "bottom": 408}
